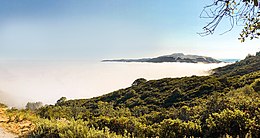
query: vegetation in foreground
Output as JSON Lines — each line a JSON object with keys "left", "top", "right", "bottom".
{"left": 0, "top": 52, "right": 260, "bottom": 138}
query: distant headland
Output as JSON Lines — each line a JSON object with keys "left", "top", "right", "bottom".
{"left": 102, "top": 53, "right": 222, "bottom": 63}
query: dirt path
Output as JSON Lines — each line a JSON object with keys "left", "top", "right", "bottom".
{"left": 0, "top": 108, "right": 18, "bottom": 138}
{"left": 0, "top": 127, "right": 17, "bottom": 138}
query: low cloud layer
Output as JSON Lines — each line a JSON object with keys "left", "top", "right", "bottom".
{"left": 0, "top": 60, "right": 227, "bottom": 108}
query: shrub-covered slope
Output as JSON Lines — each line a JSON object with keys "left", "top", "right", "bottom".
{"left": 213, "top": 52, "right": 260, "bottom": 77}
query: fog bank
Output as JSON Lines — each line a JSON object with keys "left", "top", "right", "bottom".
{"left": 0, "top": 60, "right": 227, "bottom": 108}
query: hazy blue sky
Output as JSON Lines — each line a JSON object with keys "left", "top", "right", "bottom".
{"left": 0, "top": 0, "right": 259, "bottom": 60}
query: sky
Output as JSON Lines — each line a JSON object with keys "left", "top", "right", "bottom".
{"left": 0, "top": 0, "right": 259, "bottom": 60}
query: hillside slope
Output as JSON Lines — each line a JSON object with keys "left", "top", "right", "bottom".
{"left": 213, "top": 52, "right": 260, "bottom": 76}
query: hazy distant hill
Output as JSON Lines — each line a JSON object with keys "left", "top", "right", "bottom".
{"left": 102, "top": 53, "right": 221, "bottom": 63}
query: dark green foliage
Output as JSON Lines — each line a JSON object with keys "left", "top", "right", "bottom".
{"left": 56, "top": 97, "right": 67, "bottom": 106}
{"left": 164, "top": 88, "right": 183, "bottom": 107}
{"left": 132, "top": 78, "right": 147, "bottom": 86}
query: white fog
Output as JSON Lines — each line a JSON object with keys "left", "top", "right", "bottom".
{"left": 0, "top": 60, "right": 228, "bottom": 108}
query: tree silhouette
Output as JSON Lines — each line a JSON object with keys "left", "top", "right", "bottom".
{"left": 201, "top": 0, "right": 260, "bottom": 42}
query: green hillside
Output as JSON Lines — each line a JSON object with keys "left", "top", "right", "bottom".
{"left": 213, "top": 51, "right": 260, "bottom": 77}
{"left": 2, "top": 52, "right": 260, "bottom": 138}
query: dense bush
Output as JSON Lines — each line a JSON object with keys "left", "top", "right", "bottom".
{"left": 30, "top": 119, "right": 126, "bottom": 138}
{"left": 205, "top": 109, "right": 250, "bottom": 138}
{"left": 160, "top": 119, "right": 202, "bottom": 138}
